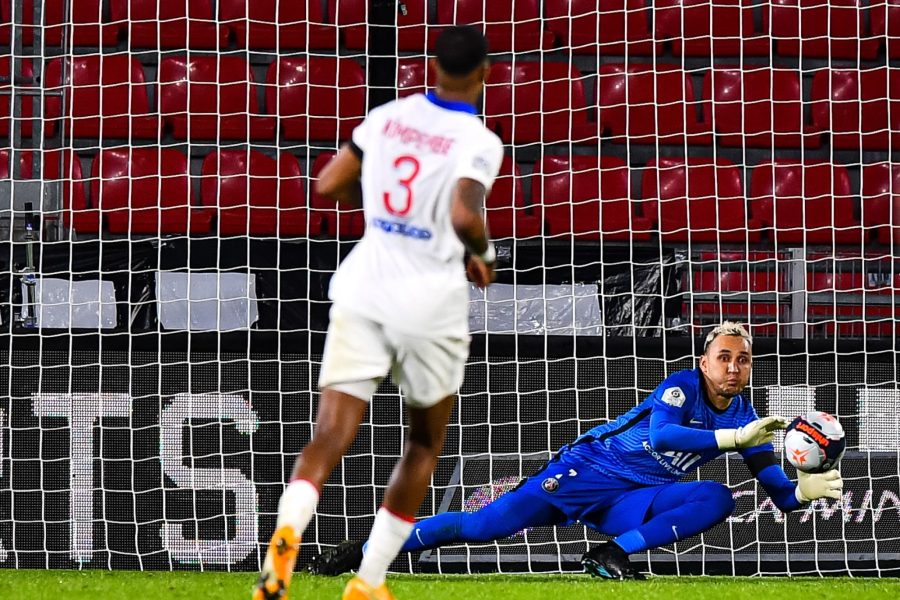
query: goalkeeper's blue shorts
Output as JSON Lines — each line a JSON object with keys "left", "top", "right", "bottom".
{"left": 515, "top": 451, "right": 678, "bottom": 535}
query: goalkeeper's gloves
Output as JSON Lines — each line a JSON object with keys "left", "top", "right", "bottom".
{"left": 795, "top": 469, "right": 843, "bottom": 503}
{"left": 714, "top": 415, "right": 790, "bottom": 450}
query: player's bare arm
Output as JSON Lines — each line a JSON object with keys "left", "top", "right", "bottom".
{"left": 452, "top": 177, "right": 495, "bottom": 288}
{"left": 315, "top": 144, "right": 363, "bottom": 207}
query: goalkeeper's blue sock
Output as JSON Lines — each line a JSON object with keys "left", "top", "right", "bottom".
{"left": 614, "top": 481, "right": 735, "bottom": 554}
{"left": 393, "top": 487, "right": 563, "bottom": 553}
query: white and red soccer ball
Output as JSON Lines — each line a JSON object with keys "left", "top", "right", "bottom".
{"left": 783, "top": 411, "right": 846, "bottom": 473}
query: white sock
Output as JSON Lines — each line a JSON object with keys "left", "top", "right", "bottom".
{"left": 275, "top": 479, "right": 319, "bottom": 535}
{"left": 357, "top": 507, "right": 415, "bottom": 588}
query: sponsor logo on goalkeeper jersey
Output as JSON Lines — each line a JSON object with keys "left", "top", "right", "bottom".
{"left": 642, "top": 440, "right": 688, "bottom": 476}
{"left": 371, "top": 218, "right": 433, "bottom": 240}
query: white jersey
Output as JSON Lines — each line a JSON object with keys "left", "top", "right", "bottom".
{"left": 328, "top": 93, "right": 504, "bottom": 337}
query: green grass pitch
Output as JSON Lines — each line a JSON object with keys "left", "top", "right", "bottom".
{"left": 1, "top": 571, "right": 899, "bottom": 600}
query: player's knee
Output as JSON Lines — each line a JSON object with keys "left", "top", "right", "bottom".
{"left": 695, "top": 481, "right": 736, "bottom": 518}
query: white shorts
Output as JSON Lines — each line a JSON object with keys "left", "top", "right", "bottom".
{"left": 318, "top": 303, "right": 470, "bottom": 408}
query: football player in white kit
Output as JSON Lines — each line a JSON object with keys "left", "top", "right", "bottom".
{"left": 253, "top": 26, "right": 503, "bottom": 600}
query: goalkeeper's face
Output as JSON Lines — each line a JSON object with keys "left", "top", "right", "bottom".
{"left": 700, "top": 335, "right": 752, "bottom": 399}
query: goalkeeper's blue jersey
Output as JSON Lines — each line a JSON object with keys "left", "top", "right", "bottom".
{"left": 562, "top": 368, "right": 767, "bottom": 486}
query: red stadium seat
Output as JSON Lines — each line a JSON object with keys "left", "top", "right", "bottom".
{"left": 220, "top": 0, "right": 336, "bottom": 50}
{"left": 749, "top": 161, "right": 862, "bottom": 245}
{"left": 309, "top": 152, "right": 365, "bottom": 238}
{"left": 396, "top": 59, "right": 436, "bottom": 98}
{"left": 655, "top": 0, "right": 768, "bottom": 56}
{"left": 861, "top": 163, "right": 900, "bottom": 246}
{"left": 110, "top": 0, "right": 228, "bottom": 49}
{"left": 689, "top": 251, "right": 781, "bottom": 336}
{"left": 92, "top": 148, "right": 211, "bottom": 235}
{"left": 486, "top": 157, "right": 542, "bottom": 240}
{"left": 1, "top": 0, "right": 118, "bottom": 46}
{"left": 159, "top": 56, "right": 275, "bottom": 141}
{"left": 430, "top": 0, "right": 554, "bottom": 52}
{"left": 532, "top": 155, "right": 652, "bottom": 241}
{"left": 872, "top": 0, "right": 900, "bottom": 58}
{"left": 764, "top": 0, "right": 878, "bottom": 60}
{"left": 267, "top": 57, "right": 366, "bottom": 142}
{"left": 597, "top": 64, "right": 709, "bottom": 145}
{"left": 811, "top": 69, "right": 891, "bottom": 151}
{"left": 703, "top": 68, "right": 818, "bottom": 149}
{"left": 333, "top": 0, "right": 428, "bottom": 51}
{"left": 545, "top": 0, "right": 658, "bottom": 55}
{"left": 44, "top": 55, "right": 160, "bottom": 140}
{"left": 641, "top": 158, "right": 762, "bottom": 243}
{"left": 201, "top": 150, "right": 319, "bottom": 237}
{"left": 484, "top": 62, "right": 594, "bottom": 145}
{"left": 0, "top": 150, "right": 98, "bottom": 234}
{"left": 0, "top": 55, "right": 34, "bottom": 138}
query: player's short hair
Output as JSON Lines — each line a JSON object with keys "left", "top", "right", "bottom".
{"left": 435, "top": 26, "right": 489, "bottom": 76}
{"left": 703, "top": 321, "right": 753, "bottom": 354}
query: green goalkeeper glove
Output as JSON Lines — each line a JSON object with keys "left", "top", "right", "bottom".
{"left": 795, "top": 469, "right": 843, "bottom": 503}
{"left": 714, "top": 415, "right": 790, "bottom": 450}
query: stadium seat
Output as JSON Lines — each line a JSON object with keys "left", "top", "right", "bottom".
{"left": 92, "top": 148, "right": 211, "bottom": 235}
{"left": 0, "top": 55, "right": 34, "bottom": 138}
{"left": 485, "top": 62, "right": 594, "bottom": 145}
{"left": 861, "top": 163, "right": 900, "bottom": 246}
{"left": 871, "top": 0, "right": 900, "bottom": 58}
{"left": 200, "top": 150, "right": 319, "bottom": 237}
{"left": 220, "top": 0, "right": 336, "bottom": 50}
{"left": 597, "top": 64, "right": 709, "bottom": 145}
{"left": 689, "top": 251, "right": 781, "bottom": 336}
{"left": 396, "top": 59, "right": 436, "bottom": 98}
{"left": 764, "top": 0, "right": 879, "bottom": 60}
{"left": 641, "top": 158, "right": 762, "bottom": 243}
{"left": 532, "top": 155, "right": 652, "bottom": 241}
{"left": 267, "top": 57, "right": 366, "bottom": 142}
{"left": 0, "top": 0, "right": 119, "bottom": 47}
{"left": 110, "top": 0, "right": 228, "bottom": 49}
{"left": 544, "top": 0, "right": 658, "bottom": 55}
{"left": 655, "top": 0, "right": 769, "bottom": 56}
{"left": 430, "top": 0, "right": 554, "bottom": 52}
{"left": 158, "top": 56, "right": 275, "bottom": 141}
{"left": 0, "top": 149, "right": 98, "bottom": 234}
{"left": 309, "top": 152, "right": 365, "bottom": 238}
{"left": 333, "top": 0, "right": 428, "bottom": 51}
{"left": 44, "top": 55, "right": 161, "bottom": 140}
{"left": 486, "top": 157, "right": 542, "bottom": 240}
{"left": 749, "top": 161, "right": 862, "bottom": 245}
{"left": 703, "top": 68, "right": 818, "bottom": 149}
{"left": 811, "top": 69, "right": 891, "bottom": 151}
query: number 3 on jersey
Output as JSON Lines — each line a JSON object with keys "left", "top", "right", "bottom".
{"left": 383, "top": 155, "right": 420, "bottom": 217}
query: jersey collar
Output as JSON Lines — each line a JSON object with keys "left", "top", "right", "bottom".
{"left": 425, "top": 92, "right": 477, "bottom": 115}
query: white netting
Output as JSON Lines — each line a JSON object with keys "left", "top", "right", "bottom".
{"left": 0, "top": 0, "right": 897, "bottom": 577}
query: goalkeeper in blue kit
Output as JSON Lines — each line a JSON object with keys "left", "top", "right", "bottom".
{"left": 308, "top": 322, "right": 844, "bottom": 580}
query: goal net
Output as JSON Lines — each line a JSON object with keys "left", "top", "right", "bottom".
{"left": 0, "top": 0, "right": 898, "bottom": 577}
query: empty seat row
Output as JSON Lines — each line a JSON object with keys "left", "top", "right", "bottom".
{"left": 1, "top": 0, "right": 896, "bottom": 58}
{"left": 5, "top": 149, "right": 896, "bottom": 246}
{"left": 5, "top": 56, "right": 900, "bottom": 149}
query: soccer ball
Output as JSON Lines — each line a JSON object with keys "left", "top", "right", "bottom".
{"left": 783, "top": 411, "right": 846, "bottom": 473}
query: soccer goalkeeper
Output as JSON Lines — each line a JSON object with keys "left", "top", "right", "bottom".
{"left": 307, "top": 322, "right": 844, "bottom": 580}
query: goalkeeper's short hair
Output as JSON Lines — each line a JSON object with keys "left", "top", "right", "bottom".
{"left": 703, "top": 321, "right": 752, "bottom": 354}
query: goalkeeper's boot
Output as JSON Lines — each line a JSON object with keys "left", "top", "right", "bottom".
{"left": 342, "top": 576, "right": 396, "bottom": 600}
{"left": 581, "top": 541, "right": 646, "bottom": 581}
{"left": 253, "top": 525, "right": 301, "bottom": 600}
{"left": 304, "top": 539, "right": 365, "bottom": 576}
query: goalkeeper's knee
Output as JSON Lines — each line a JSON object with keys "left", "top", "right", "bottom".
{"left": 691, "top": 481, "right": 735, "bottom": 520}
